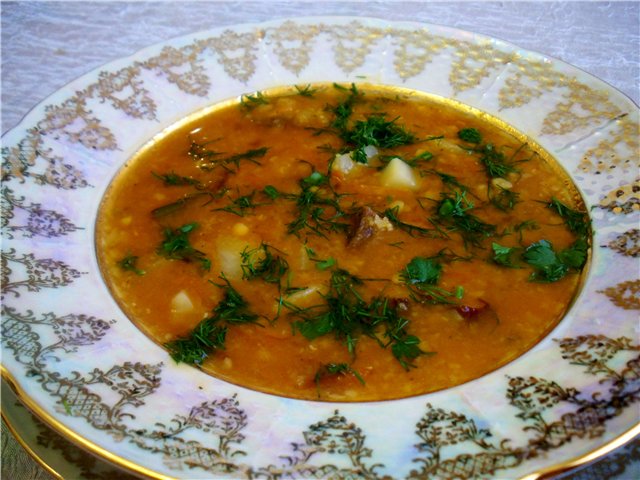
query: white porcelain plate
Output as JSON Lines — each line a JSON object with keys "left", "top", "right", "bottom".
{"left": 1, "top": 17, "right": 638, "bottom": 479}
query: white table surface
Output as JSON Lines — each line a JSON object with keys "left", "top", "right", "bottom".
{"left": 2, "top": 1, "right": 639, "bottom": 479}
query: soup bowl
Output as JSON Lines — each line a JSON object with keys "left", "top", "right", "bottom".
{"left": 2, "top": 17, "right": 638, "bottom": 479}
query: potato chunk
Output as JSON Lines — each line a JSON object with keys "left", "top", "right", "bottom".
{"left": 380, "top": 157, "right": 418, "bottom": 189}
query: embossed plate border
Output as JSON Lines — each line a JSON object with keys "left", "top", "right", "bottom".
{"left": 2, "top": 16, "right": 639, "bottom": 480}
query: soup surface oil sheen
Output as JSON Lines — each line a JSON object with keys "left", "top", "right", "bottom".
{"left": 97, "top": 84, "right": 590, "bottom": 401}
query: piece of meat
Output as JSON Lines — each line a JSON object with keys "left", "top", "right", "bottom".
{"left": 347, "top": 206, "right": 393, "bottom": 247}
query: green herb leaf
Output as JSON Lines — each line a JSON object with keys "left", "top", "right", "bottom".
{"left": 402, "top": 257, "right": 442, "bottom": 285}
{"left": 432, "top": 192, "right": 496, "bottom": 247}
{"left": 157, "top": 222, "right": 211, "bottom": 271}
{"left": 295, "top": 84, "right": 319, "bottom": 97}
{"left": 489, "top": 185, "right": 519, "bottom": 211}
{"left": 152, "top": 171, "right": 201, "bottom": 187}
{"left": 523, "top": 240, "right": 568, "bottom": 282}
{"left": 263, "top": 185, "right": 280, "bottom": 199}
{"left": 240, "top": 90, "right": 268, "bottom": 110}
{"left": 286, "top": 269, "right": 431, "bottom": 369}
{"left": 475, "top": 143, "right": 519, "bottom": 178}
{"left": 117, "top": 252, "right": 146, "bottom": 276}
{"left": 214, "top": 190, "right": 266, "bottom": 217}
{"left": 458, "top": 127, "right": 482, "bottom": 144}
{"left": 240, "top": 243, "right": 289, "bottom": 284}
{"left": 314, "top": 362, "right": 365, "bottom": 393}
{"left": 399, "top": 256, "right": 458, "bottom": 305}
{"left": 558, "top": 236, "right": 589, "bottom": 269}
{"left": 346, "top": 115, "right": 416, "bottom": 149}
{"left": 165, "top": 276, "right": 259, "bottom": 365}
{"left": 547, "top": 197, "right": 590, "bottom": 236}
{"left": 384, "top": 206, "right": 434, "bottom": 237}
{"left": 315, "top": 257, "right": 336, "bottom": 270}
{"left": 391, "top": 335, "right": 426, "bottom": 370}
{"left": 285, "top": 174, "right": 349, "bottom": 238}
{"left": 491, "top": 242, "right": 520, "bottom": 268}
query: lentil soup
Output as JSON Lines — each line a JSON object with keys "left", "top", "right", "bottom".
{"left": 96, "top": 84, "right": 590, "bottom": 401}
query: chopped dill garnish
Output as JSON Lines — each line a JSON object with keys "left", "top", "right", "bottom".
{"left": 501, "top": 219, "right": 539, "bottom": 243}
{"left": 165, "top": 276, "right": 259, "bottom": 365}
{"left": 314, "top": 362, "right": 365, "bottom": 396}
{"left": 479, "top": 143, "right": 519, "bottom": 178}
{"left": 489, "top": 185, "right": 520, "bottom": 211}
{"left": 285, "top": 171, "right": 349, "bottom": 238}
{"left": 196, "top": 146, "right": 268, "bottom": 173}
{"left": 423, "top": 169, "right": 471, "bottom": 192}
{"left": 117, "top": 252, "right": 145, "bottom": 276}
{"left": 344, "top": 115, "right": 417, "bottom": 152}
{"left": 295, "top": 84, "right": 319, "bottom": 97}
{"left": 240, "top": 243, "right": 289, "bottom": 284}
{"left": 152, "top": 171, "right": 202, "bottom": 187}
{"left": 546, "top": 197, "right": 591, "bottom": 236}
{"left": 284, "top": 268, "right": 432, "bottom": 369}
{"left": 383, "top": 206, "right": 435, "bottom": 237}
{"left": 379, "top": 150, "right": 434, "bottom": 170}
{"left": 304, "top": 246, "right": 336, "bottom": 270}
{"left": 240, "top": 90, "right": 269, "bottom": 110}
{"left": 330, "top": 83, "right": 363, "bottom": 133}
{"left": 157, "top": 222, "right": 211, "bottom": 271}
{"left": 187, "top": 138, "right": 221, "bottom": 162}
{"left": 214, "top": 190, "right": 265, "bottom": 217}
{"left": 151, "top": 192, "right": 218, "bottom": 218}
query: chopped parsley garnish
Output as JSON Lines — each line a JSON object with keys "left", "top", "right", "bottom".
{"left": 491, "top": 242, "right": 521, "bottom": 268}
{"left": 432, "top": 192, "right": 496, "bottom": 247}
{"left": 458, "top": 127, "right": 482, "bottom": 144}
{"left": 157, "top": 222, "right": 211, "bottom": 271}
{"left": 240, "top": 243, "right": 289, "bottom": 284}
{"left": 165, "top": 276, "right": 259, "bottom": 365}
{"left": 117, "top": 252, "right": 145, "bottom": 276}
{"left": 522, "top": 238, "right": 589, "bottom": 282}
{"left": 400, "top": 256, "right": 460, "bottom": 305}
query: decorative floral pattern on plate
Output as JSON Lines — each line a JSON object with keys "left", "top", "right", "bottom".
{"left": 1, "top": 17, "right": 638, "bottom": 479}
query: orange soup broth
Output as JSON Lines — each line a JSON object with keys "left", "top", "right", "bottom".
{"left": 97, "top": 85, "right": 587, "bottom": 401}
